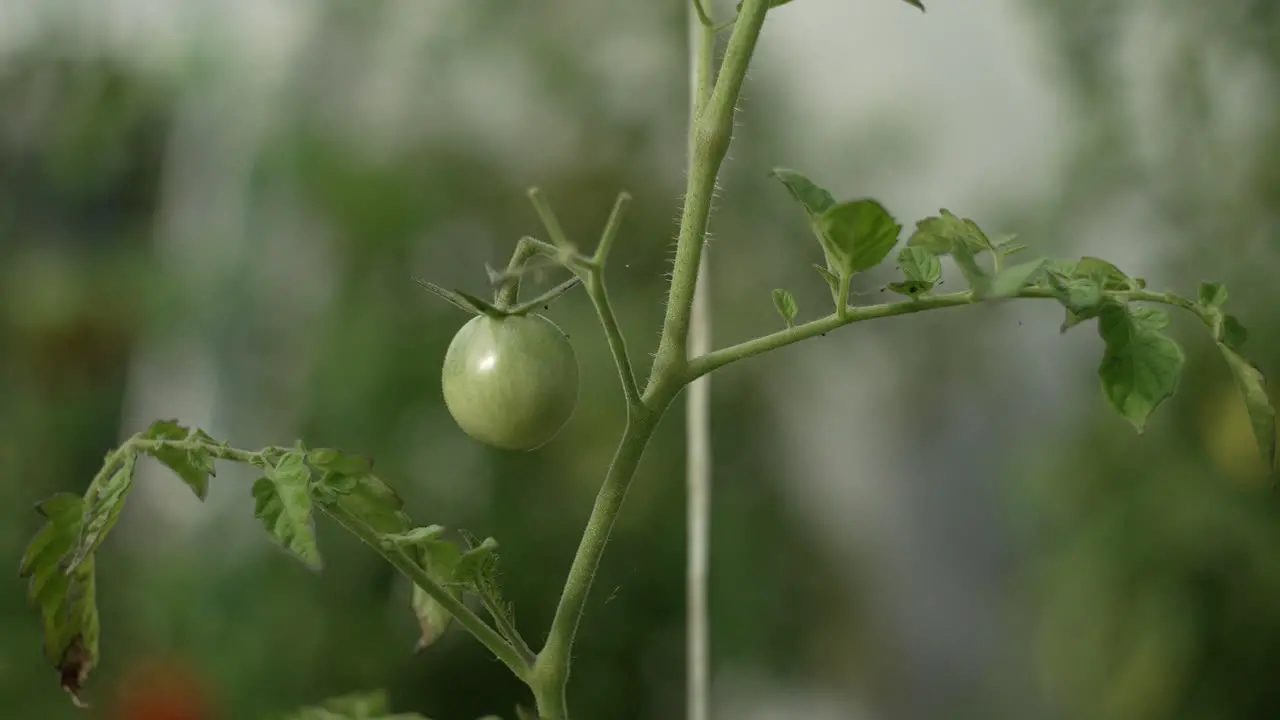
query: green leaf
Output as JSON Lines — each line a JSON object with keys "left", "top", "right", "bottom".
{"left": 771, "top": 289, "right": 798, "bottom": 328}
{"left": 1096, "top": 304, "right": 1185, "bottom": 433}
{"left": 1221, "top": 314, "right": 1248, "bottom": 350}
{"left": 383, "top": 526, "right": 446, "bottom": 548}
{"left": 64, "top": 451, "right": 136, "bottom": 574}
{"left": 253, "top": 453, "right": 322, "bottom": 570}
{"left": 1073, "top": 256, "right": 1134, "bottom": 291}
{"left": 900, "top": 0, "right": 926, "bottom": 10}
{"left": 906, "top": 209, "right": 993, "bottom": 255}
{"left": 817, "top": 199, "right": 902, "bottom": 276}
{"left": 454, "top": 536, "right": 500, "bottom": 589}
{"left": 769, "top": 168, "right": 835, "bottom": 216}
{"left": 1046, "top": 273, "right": 1107, "bottom": 333}
{"left": 141, "top": 420, "right": 213, "bottom": 500}
{"left": 949, "top": 240, "right": 991, "bottom": 293}
{"left": 992, "top": 234, "right": 1026, "bottom": 256}
{"left": 812, "top": 264, "right": 840, "bottom": 300}
{"left": 410, "top": 539, "right": 463, "bottom": 650}
{"left": 19, "top": 494, "right": 99, "bottom": 705}
{"left": 333, "top": 475, "right": 411, "bottom": 535}
{"left": 1218, "top": 343, "right": 1276, "bottom": 480}
{"left": 515, "top": 706, "right": 540, "bottom": 720}
{"left": 307, "top": 448, "right": 374, "bottom": 477}
{"left": 896, "top": 246, "right": 942, "bottom": 285}
{"left": 1198, "top": 281, "right": 1228, "bottom": 309}
{"left": 980, "top": 258, "right": 1047, "bottom": 300}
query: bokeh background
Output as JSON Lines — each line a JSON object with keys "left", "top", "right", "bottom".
{"left": 2, "top": 0, "right": 1279, "bottom": 718}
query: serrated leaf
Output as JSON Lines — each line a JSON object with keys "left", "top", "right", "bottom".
{"left": 1039, "top": 258, "right": 1078, "bottom": 283}
{"left": 307, "top": 448, "right": 374, "bottom": 476}
{"left": 1097, "top": 304, "right": 1185, "bottom": 433}
{"left": 19, "top": 494, "right": 99, "bottom": 705}
{"left": 992, "top": 234, "right": 1026, "bottom": 256}
{"left": 1129, "top": 307, "right": 1171, "bottom": 332}
{"left": 1217, "top": 343, "right": 1277, "bottom": 481}
{"left": 1198, "top": 281, "right": 1228, "bottom": 309}
{"left": 454, "top": 537, "right": 500, "bottom": 588}
{"left": 383, "top": 526, "right": 446, "bottom": 548}
{"left": 1074, "top": 256, "right": 1133, "bottom": 291}
{"left": 253, "top": 453, "right": 322, "bottom": 570}
{"left": 770, "top": 168, "right": 835, "bottom": 217}
{"left": 1222, "top": 314, "right": 1248, "bottom": 350}
{"left": 818, "top": 199, "right": 902, "bottom": 276}
{"left": 411, "top": 539, "right": 463, "bottom": 650}
{"left": 64, "top": 452, "right": 136, "bottom": 574}
{"left": 334, "top": 475, "right": 410, "bottom": 535}
{"left": 949, "top": 240, "right": 991, "bottom": 293}
{"left": 980, "top": 258, "right": 1046, "bottom": 300}
{"left": 140, "top": 420, "right": 213, "bottom": 500}
{"left": 906, "top": 209, "right": 992, "bottom": 256}
{"left": 1046, "top": 273, "right": 1106, "bottom": 333}
{"left": 771, "top": 289, "right": 798, "bottom": 328}
{"left": 896, "top": 246, "right": 941, "bottom": 285}
{"left": 143, "top": 418, "right": 189, "bottom": 442}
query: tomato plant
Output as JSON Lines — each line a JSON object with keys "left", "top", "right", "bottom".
{"left": 441, "top": 313, "right": 579, "bottom": 451}
{"left": 16, "top": 1, "right": 1276, "bottom": 719}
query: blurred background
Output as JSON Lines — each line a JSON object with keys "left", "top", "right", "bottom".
{"left": 2, "top": 0, "right": 1278, "bottom": 718}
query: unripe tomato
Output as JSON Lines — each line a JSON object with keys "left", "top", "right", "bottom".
{"left": 442, "top": 313, "right": 579, "bottom": 451}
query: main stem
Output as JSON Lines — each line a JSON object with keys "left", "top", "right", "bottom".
{"left": 533, "top": 5, "right": 771, "bottom": 717}
{"left": 533, "top": 408, "right": 665, "bottom": 718}
{"left": 647, "top": 0, "right": 770, "bottom": 387}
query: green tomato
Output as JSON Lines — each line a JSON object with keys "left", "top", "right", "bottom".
{"left": 441, "top": 313, "right": 579, "bottom": 451}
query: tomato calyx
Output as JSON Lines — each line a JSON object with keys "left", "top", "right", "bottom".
{"left": 414, "top": 274, "right": 581, "bottom": 319}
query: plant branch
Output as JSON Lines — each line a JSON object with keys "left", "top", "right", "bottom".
{"left": 497, "top": 236, "right": 551, "bottom": 307}
{"left": 481, "top": 595, "right": 536, "bottom": 666}
{"left": 685, "top": 286, "right": 1215, "bottom": 382}
{"left": 518, "top": 204, "right": 642, "bottom": 410}
{"left": 647, "top": 0, "right": 770, "bottom": 391}
{"left": 320, "top": 501, "right": 535, "bottom": 682}
{"left": 532, "top": 411, "right": 664, "bottom": 719}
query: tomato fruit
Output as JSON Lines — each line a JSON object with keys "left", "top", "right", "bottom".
{"left": 442, "top": 313, "right": 579, "bottom": 450}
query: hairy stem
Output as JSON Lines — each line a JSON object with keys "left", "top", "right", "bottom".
{"left": 533, "top": 410, "right": 665, "bottom": 719}
{"left": 648, "top": 0, "right": 770, "bottom": 387}
{"left": 321, "top": 501, "right": 535, "bottom": 681}
{"left": 686, "top": 286, "right": 1215, "bottom": 382}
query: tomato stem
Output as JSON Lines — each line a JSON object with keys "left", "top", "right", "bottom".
{"left": 533, "top": 4, "right": 772, "bottom": 717}
{"left": 321, "top": 501, "right": 536, "bottom": 681}
{"left": 647, "top": 0, "right": 769, "bottom": 392}
{"left": 532, "top": 410, "right": 664, "bottom": 719}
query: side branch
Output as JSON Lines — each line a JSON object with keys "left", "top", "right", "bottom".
{"left": 685, "top": 287, "right": 1214, "bottom": 382}
{"left": 320, "top": 502, "right": 535, "bottom": 681}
